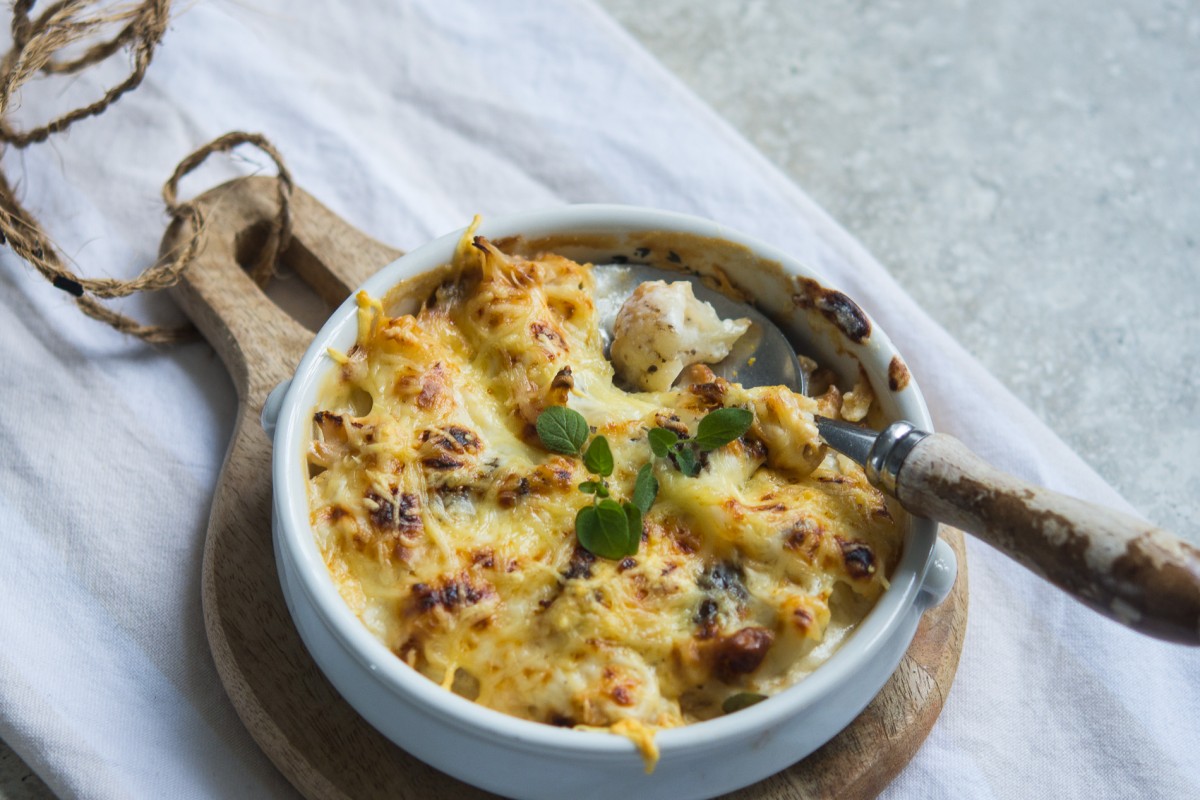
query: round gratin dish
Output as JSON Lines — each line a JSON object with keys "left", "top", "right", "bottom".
{"left": 266, "top": 205, "right": 958, "bottom": 800}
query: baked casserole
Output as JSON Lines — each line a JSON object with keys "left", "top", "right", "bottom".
{"left": 305, "top": 222, "right": 904, "bottom": 768}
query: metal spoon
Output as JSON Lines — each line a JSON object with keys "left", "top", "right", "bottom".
{"left": 597, "top": 263, "right": 1200, "bottom": 645}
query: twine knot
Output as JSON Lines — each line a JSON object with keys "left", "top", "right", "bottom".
{"left": 0, "top": 1, "right": 292, "bottom": 344}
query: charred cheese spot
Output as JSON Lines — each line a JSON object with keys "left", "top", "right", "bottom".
{"left": 530, "top": 321, "right": 568, "bottom": 357}
{"left": 888, "top": 356, "right": 911, "bottom": 392}
{"left": 310, "top": 411, "right": 351, "bottom": 467}
{"left": 687, "top": 381, "right": 726, "bottom": 409}
{"left": 419, "top": 425, "right": 483, "bottom": 454}
{"left": 711, "top": 627, "right": 774, "bottom": 683}
{"left": 495, "top": 474, "right": 531, "bottom": 509}
{"left": 838, "top": 539, "right": 877, "bottom": 580}
{"left": 548, "top": 366, "right": 574, "bottom": 405}
{"left": 411, "top": 574, "right": 495, "bottom": 614}
{"left": 562, "top": 546, "right": 596, "bottom": 581}
{"left": 784, "top": 518, "right": 825, "bottom": 561}
{"left": 365, "top": 490, "right": 422, "bottom": 534}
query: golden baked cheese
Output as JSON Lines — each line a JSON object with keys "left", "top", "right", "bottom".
{"left": 306, "top": 223, "right": 903, "bottom": 769}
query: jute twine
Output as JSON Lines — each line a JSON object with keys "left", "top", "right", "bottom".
{"left": 0, "top": 0, "right": 293, "bottom": 344}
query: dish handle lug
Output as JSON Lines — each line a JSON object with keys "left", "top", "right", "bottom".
{"left": 916, "top": 537, "right": 958, "bottom": 610}
{"left": 261, "top": 380, "right": 292, "bottom": 439}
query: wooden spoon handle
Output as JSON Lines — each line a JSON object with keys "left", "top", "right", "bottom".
{"left": 894, "top": 433, "right": 1200, "bottom": 645}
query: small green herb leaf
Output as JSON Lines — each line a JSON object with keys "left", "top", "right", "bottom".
{"left": 576, "top": 499, "right": 631, "bottom": 560}
{"left": 722, "top": 692, "right": 768, "bottom": 714}
{"left": 622, "top": 502, "right": 642, "bottom": 556}
{"left": 582, "top": 435, "right": 614, "bottom": 477}
{"left": 674, "top": 446, "right": 700, "bottom": 477}
{"left": 632, "top": 463, "right": 658, "bottom": 515}
{"left": 578, "top": 480, "right": 600, "bottom": 495}
{"left": 648, "top": 427, "right": 679, "bottom": 457}
{"left": 536, "top": 406, "right": 589, "bottom": 455}
{"left": 693, "top": 407, "right": 754, "bottom": 451}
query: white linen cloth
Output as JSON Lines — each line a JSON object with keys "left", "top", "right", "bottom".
{"left": 0, "top": 1, "right": 1195, "bottom": 798}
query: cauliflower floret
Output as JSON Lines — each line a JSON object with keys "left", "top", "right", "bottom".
{"left": 611, "top": 281, "right": 750, "bottom": 391}
{"left": 840, "top": 373, "right": 875, "bottom": 422}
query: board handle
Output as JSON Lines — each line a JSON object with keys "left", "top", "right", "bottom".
{"left": 895, "top": 432, "right": 1200, "bottom": 645}
{"left": 161, "top": 176, "right": 403, "bottom": 403}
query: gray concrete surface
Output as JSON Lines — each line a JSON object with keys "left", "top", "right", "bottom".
{"left": 3, "top": 0, "right": 1196, "bottom": 796}
{"left": 0, "top": 747, "right": 44, "bottom": 800}
{"left": 598, "top": 0, "right": 1200, "bottom": 541}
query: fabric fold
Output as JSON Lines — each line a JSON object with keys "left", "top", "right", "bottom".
{"left": 0, "top": 1, "right": 1193, "bottom": 798}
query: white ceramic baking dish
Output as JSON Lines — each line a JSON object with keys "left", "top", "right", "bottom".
{"left": 265, "top": 205, "right": 957, "bottom": 800}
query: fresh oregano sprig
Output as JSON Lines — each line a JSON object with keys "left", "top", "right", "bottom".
{"left": 536, "top": 406, "right": 589, "bottom": 455}
{"left": 722, "top": 691, "right": 768, "bottom": 714}
{"left": 535, "top": 406, "right": 658, "bottom": 560}
{"left": 648, "top": 407, "right": 754, "bottom": 477}
{"left": 534, "top": 405, "right": 753, "bottom": 558}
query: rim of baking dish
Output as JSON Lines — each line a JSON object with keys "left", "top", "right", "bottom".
{"left": 273, "top": 204, "right": 937, "bottom": 759}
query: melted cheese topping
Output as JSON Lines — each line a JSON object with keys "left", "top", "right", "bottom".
{"left": 306, "top": 226, "right": 903, "bottom": 767}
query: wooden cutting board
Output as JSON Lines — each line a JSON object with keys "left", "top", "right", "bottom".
{"left": 163, "top": 176, "right": 969, "bottom": 800}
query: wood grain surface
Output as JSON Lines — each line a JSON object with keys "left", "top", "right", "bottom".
{"left": 897, "top": 432, "right": 1200, "bottom": 645}
{"left": 163, "top": 176, "right": 969, "bottom": 800}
